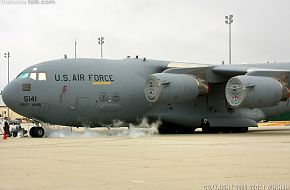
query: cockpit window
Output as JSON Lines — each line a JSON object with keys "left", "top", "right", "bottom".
{"left": 29, "top": 72, "right": 37, "bottom": 80}
{"left": 17, "top": 71, "right": 47, "bottom": 81}
{"left": 17, "top": 72, "right": 29, "bottom": 79}
{"left": 38, "top": 72, "right": 47, "bottom": 81}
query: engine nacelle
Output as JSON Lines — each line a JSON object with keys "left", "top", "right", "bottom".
{"left": 225, "top": 75, "right": 285, "bottom": 109}
{"left": 144, "top": 73, "right": 208, "bottom": 104}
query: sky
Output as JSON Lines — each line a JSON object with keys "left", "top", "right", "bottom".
{"left": 0, "top": 0, "right": 290, "bottom": 90}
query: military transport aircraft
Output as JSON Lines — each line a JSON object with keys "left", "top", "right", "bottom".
{"left": 2, "top": 57, "right": 290, "bottom": 137}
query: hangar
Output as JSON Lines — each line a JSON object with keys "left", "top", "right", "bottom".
{"left": 0, "top": 94, "right": 23, "bottom": 120}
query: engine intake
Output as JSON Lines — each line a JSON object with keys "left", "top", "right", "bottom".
{"left": 144, "top": 73, "right": 208, "bottom": 104}
{"left": 225, "top": 75, "right": 287, "bottom": 109}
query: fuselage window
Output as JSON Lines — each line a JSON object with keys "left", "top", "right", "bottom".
{"left": 17, "top": 72, "right": 29, "bottom": 79}
{"left": 29, "top": 72, "right": 37, "bottom": 80}
{"left": 38, "top": 72, "right": 47, "bottom": 81}
{"left": 22, "top": 84, "right": 31, "bottom": 91}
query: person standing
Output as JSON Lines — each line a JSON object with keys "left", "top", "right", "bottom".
{"left": 3, "top": 117, "right": 11, "bottom": 137}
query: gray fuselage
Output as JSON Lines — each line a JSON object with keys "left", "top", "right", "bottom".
{"left": 3, "top": 58, "right": 167, "bottom": 126}
{"left": 3, "top": 58, "right": 290, "bottom": 129}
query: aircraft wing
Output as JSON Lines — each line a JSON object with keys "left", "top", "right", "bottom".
{"left": 212, "top": 64, "right": 290, "bottom": 77}
{"left": 211, "top": 65, "right": 248, "bottom": 76}
{"left": 145, "top": 61, "right": 290, "bottom": 104}
{"left": 164, "top": 62, "right": 290, "bottom": 83}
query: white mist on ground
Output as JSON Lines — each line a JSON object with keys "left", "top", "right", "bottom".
{"left": 45, "top": 118, "right": 161, "bottom": 138}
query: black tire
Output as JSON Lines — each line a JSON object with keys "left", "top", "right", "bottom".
{"left": 12, "top": 132, "right": 17, "bottom": 137}
{"left": 219, "top": 127, "right": 231, "bottom": 133}
{"left": 30, "top": 127, "right": 45, "bottom": 138}
{"left": 158, "top": 124, "right": 177, "bottom": 134}
{"left": 201, "top": 119, "right": 213, "bottom": 133}
{"left": 241, "top": 127, "right": 249, "bottom": 133}
{"left": 29, "top": 127, "right": 36, "bottom": 137}
{"left": 231, "top": 127, "right": 248, "bottom": 133}
{"left": 158, "top": 121, "right": 195, "bottom": 134}
{"left": 202, "top": 127, "right": 219, "bottom": 133}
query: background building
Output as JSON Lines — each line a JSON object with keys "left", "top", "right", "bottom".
{"left": 268, "top": 112, "right": 290, "bottom": 121}
{"left": 0, "top": 94, "right": 23, "bottom": 119}
{"left": 0, "top": 94, "right": 7, "bottom": 118}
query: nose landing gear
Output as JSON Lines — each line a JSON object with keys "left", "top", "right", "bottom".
{"left": 29, "top": 127, "right": 45, "bottom": 138}
{"left": 29, "top": 120, "right": 45, "bottom": 138}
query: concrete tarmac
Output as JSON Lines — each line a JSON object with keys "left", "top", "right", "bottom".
{"left": 1, "top": 126, "right": 290, "bottom": 190}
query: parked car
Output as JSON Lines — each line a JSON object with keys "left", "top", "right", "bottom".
{"left": 8, "top": 120, "right": 21, "bottom": 125}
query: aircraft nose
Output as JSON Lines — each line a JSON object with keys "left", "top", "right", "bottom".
{"left": 2, "top": 81, "right": 19, "bottom": 110}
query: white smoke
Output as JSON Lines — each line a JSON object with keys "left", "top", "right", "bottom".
{"left": 128, "top": 118, "right": 160, "bottom": 135}
{"left": 45, "top": 118, "right": 161, "bottom": 138}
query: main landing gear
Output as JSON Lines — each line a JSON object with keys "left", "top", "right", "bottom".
{"left": 201, "top": 119, "right": 248, "bottom": 133}
{"left": 158, "top": 121, "right": 196, "bottom": 134}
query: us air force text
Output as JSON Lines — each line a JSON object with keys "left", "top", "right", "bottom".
{"left": 54, "top": 74, "right": 114, "bottom": 82}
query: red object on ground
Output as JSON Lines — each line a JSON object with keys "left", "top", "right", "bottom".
{"left": 3, "top": 131, "right": 7, "bottom": 140}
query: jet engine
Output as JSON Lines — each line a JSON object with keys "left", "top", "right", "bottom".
{"left": 225, "top": 75, "right": 288, "bottom": 109}
{"left": 144, "top": 73, "right": 208, "bottom": 104}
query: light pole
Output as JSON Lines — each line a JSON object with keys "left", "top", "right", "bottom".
{"left": 225, "top": 14, "right": 233, "bottom": 65}
{"left": 98, "top": 36, "right": 104, "bottom": 58}
{"left": 4, "top": 52, "right": 10, "bottom": 118}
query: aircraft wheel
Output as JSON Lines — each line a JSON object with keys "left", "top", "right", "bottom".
{"left": 12, "top": 132, "right": 18, "bottom": 137}
{"left": 241, "top": 127, "right": 249, "bottom": 133}
{"left": 220, "top": 127, "right": 231, "bottom": 133}
{"left": 202, "top": 127, "right": 219, "bottom": 133}
{"left": 201, "top": 119, "right": 213, "bottom": 133}
{"left": 30, "top": 127, "right": 45, "bottom": 138}
{"left": 158, "top": 125, "right": 177, "bottom": 134}
{"left": 231, "top": 127, "right": 248, "bottom": 133}
{"left": 158, "top": 121, "right": 195, "bottom": 134}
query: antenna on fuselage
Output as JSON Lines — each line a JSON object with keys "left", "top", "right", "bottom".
{"left": 74, "top": 39, "right": 77, "bottom": 59}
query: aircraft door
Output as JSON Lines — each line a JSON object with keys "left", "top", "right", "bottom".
{"left": 76, "top": 97, "right": 89, "bottom": 121}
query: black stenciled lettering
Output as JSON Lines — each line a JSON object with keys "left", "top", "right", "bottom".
{"left": 88, "top": 74, "right": 93, "bottom": 81}
{"left": 73, "top": 74, "right": 77, "bottom": 81}
{"left": 87, "top": 74, "right": 114, "bottom": 82}
{"left": 109, "top": 75, "right": 114, "bottom": 81}
{"left": 20, "top": 103, "right": 29, "bottom": 107}
{"left": 80, "top": 74, "right": 85, "bottom": 81}
{"left": 24, "top": 96, "right": 29, "bottom": 102}
{"left": 94, "top": 75, "right": 99, "bottom": 81}
{"left": 99, "top": 75, "right": 104, "bottom": 81}
{"left": 31, "top": 96, "right": 35, "bottom": 102}
{"left": 63, "top": 74, "right": 68, "bottom": 81}
{"left": 55, "top": 74, "right": 60, "bottom": 81}
{"left": 24, "top": 96, "right": 37, "bottom": 102}
{"left": 104, "top": 75, "right": 109, "bottom": 81}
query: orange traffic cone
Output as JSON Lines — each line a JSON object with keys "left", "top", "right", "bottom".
{"left": 3, "top": 131, "right": 7, "bottom": 140}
